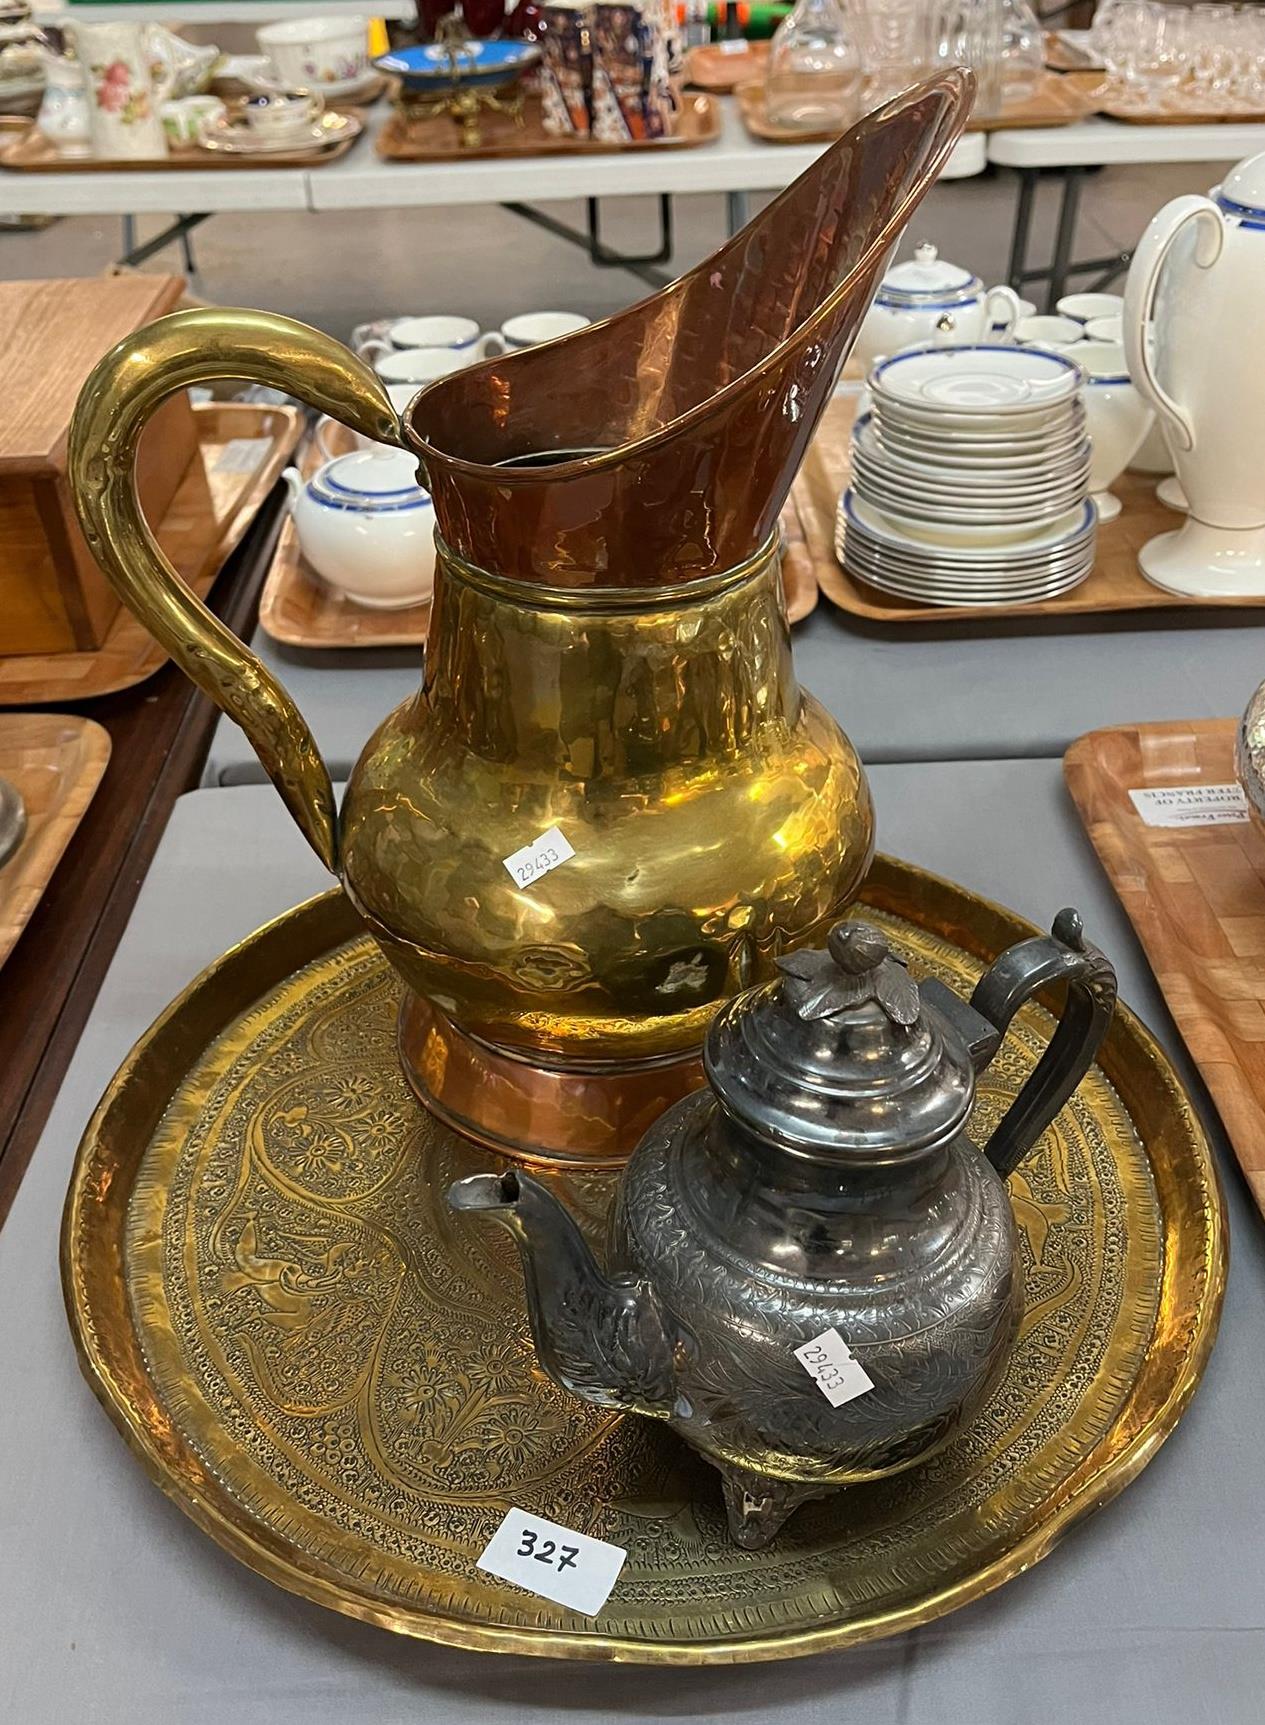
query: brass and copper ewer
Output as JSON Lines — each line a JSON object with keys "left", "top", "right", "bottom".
{"left": 68, "top": 71, "right": 973, "bottom": 1164}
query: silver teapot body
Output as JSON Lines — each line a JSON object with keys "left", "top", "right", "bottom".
{"left": 613, "top": 1087, "right": 1022, "bottom": 1494}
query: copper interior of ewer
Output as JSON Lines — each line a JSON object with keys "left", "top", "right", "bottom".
{"left": 402, "top": 69, "right": 975, "bottom": 588}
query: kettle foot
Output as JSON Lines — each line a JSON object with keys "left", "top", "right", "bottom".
{"left": 398, "top": 991, "right": 704, "bottom": 1167}
{"left": 717, "top": 1464, "right": 824, "bottom": 1550}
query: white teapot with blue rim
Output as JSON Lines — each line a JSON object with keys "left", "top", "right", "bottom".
{"left": 855, "top": 241, "right": 1022, "bottom": 372}
{"left": 1124, "top": 149, "right": 1265, "bottom": 598}
{"left": 283, "top": 444, "right": 436, "bottom": 610}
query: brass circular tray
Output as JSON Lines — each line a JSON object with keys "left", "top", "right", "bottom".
{"left": 62, "top": 858, "right": 1225, "bottom": 1664}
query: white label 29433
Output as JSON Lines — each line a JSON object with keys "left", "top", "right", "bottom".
{"left": 502, "top": 825, "right": 575, "bottom": 889}
{"left": 477, "top": 1508, "right": 627, "bottom": 1617}
{"left": 794, "top": 1328, "right": 875, "bottom": 1408}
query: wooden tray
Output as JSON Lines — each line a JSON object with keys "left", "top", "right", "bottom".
{"left": 62, "top": 868, "right": 1222, "bottom": 1660}
{"left": 966, "top": 69, "right": 1097, "bottom": 130}
{"left": 0, "top": 401, "right": 302, "bottom": 705}
{"left": 0, "top": 115, "right": 362, "bottom": 172}
{"left": 262, "top": 421, "right": 817, "bottom": 648}
{"left": 735, "top": 71, "right": 1091, "bottom": 143}
{"left": 794, "top": 393, "right": 1265, "bottom": 623}
{"left": 1043, "top": 30, "right": 1102, "bottom": 73}
{"left": 1062, "top": 69, "right": 1265, "bottom": 125}
{"left": 377, "top": 90, "right": 719, "bottom": 160}
{"left": 1065, "top": 718, "right": 1265, "bottom": 1214}
{"left": 0, "top": 713, "right": 110, "bottom": 972}
{"left": 684, "top": 40, "right": 769, "bottom": 93}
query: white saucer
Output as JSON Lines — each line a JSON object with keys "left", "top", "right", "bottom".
{"left": 870, "top": 343, "right": 1082, "bottom": 414}
{"left": 847, "top": 493, "right": 1094, "bottom": 560}
{"left": 855, "top": 479, "right": 1090, "bottom": 529}
{"left": 312, "top": 70, "right": 381, "bottom": 101}
{"left": 200, "top": 110, "right": 359, "bottom": 155}
{"left": 869, "top": 405, "right": 1083, "bottom": 458}
{"left": 854, "top": 448, "right": 1091, "bottom": 504}
{"left": 865, "top": 424, "right": 1090, "bottom": 477}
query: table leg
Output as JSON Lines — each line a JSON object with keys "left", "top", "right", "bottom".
{"left": 1005, "top": 168, "right": 1037, "bottom": 294}
{"left": 178, "top": 215, "right": 197, "bottom": 276}
{"left": 116, "top": 212, "right": 210, "bottom": 270}
{"left": 726, "top": 190, "right": 749, "bottom": 237}
{"left": 502, "top": 199, "right": 673, "bottom": 289}
{"left": 1002, "top": 164, "right": 1134, "bottom": 306}
{"left": 1047, "top": 166, "right": 1084, "bottom": 309}
{"left": 585, "top": 193, "right": 674, "bottom": 269}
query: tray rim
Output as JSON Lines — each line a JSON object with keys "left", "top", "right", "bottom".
{"left": 60, "top": 860, "right": 1227, "bottom": 1664}
{"left": 0, "top": 712, "right": 111, "bottom": 971}
{"left": 1063, "top": 715, "right": 1263, "bottom": 1212}
{"left": 0, "top": 114, "right": 362, "bottom": 172}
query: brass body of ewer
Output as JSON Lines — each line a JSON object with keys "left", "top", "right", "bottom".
{"left": 67, "top": 71, "right": 973, "bottom": 1163}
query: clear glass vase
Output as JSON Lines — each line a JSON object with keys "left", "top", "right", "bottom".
{"left": 765, "top": 0, "right": 863, "bottom": 130}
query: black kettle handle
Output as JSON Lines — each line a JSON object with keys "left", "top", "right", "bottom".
{"left": 969, "top": 909, "right": 1117, "bottom": 1180}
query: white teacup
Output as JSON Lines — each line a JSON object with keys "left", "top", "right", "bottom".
{"left": 1057, "top": 292, "right": 1124, "bottom": 326}
{"left": 318, "top": 381, "right": 422, "bottom": 461}
{"left": 243, "top": 87, "right": 323, "bottom": 138}
{"left": 1078, "top": 340, "right": 1154, "bottom": 522}
{"left": 496, "top": 310, "right": 590, "bottom": 351}
{"left": 358, "top": 314, "right": 487, "bottom": 363}
{"left": 1014, "top": 314, "right": 1085, "bottom": 350}
{"left": 373, "top": 347, "right": 469, "bottom": 386}
{"left": 257, "top": 15, "right": 369, "bottom": 92}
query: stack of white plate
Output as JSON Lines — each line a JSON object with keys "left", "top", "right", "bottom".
{"left": 837, "top": 344, "right": 1097, "bottom": 607}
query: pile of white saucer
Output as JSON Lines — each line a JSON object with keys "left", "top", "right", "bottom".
{"left": 837, "top": 345, "right": 1097, "bottom": 607}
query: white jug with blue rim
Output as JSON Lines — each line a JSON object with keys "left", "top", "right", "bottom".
{"left": 1124, "top": 150, "right": 1265, "bottom": 597}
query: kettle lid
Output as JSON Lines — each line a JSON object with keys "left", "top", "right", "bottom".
{"left": 1217, "top": 149, "right": 1265, "bottom": 218}
{"left": 704, "top": 920, "right": 976, "bottom": 1161}
{"left": 309, "top": 447, "right": 431, "bottom": 511}
{"left": 878, "top": 240, "right": 979, "bottom": 303}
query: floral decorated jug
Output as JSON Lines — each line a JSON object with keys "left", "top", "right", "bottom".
{"left": 72, "top": 21, "right": 173, "bottom": 158}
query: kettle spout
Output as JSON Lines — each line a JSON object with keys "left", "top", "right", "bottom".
{"left": 447, "top": 1170, "right": 677, "bottom": 1416}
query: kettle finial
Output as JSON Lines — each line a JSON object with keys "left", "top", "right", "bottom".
{"left": 777, "top": 920, "right": 921, "bottom": 1027}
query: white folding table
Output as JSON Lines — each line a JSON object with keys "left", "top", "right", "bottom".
{"left": 0, "top": 96, "right": 986, "bottom": 278}
{"left": 986, "top": 114, "right": 1265, "bottom": 307}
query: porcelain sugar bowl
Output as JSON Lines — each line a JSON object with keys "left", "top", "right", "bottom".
{"left": 855, "top": 241, "right": 1022, "bottom": 372}
{"left": 284, "top": 445, "right": 435, "bottom": 609}
{"left": 449, "top": 910, "right": 1117, "bottom": 1548}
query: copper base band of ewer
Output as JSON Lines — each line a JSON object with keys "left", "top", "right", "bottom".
{"left": 66, "top": 70, "right": 975, "bottom": 1163}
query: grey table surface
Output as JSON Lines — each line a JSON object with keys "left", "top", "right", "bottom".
{"left": 204, "top": 603, "right": 1265, "bottom": 786}
{"left": 3, "top": 759, "right": 1261, "bottom": 1724}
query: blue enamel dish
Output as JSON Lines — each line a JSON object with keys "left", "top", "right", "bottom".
{"left": 375, "top": 39, "right": 541, "bottom": 92}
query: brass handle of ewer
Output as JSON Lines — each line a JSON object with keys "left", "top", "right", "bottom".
{"left": 68, "top": 306, "right": 405, "bottom": 872}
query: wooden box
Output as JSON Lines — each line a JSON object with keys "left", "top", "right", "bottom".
{"left": 0, "top": 276, "right": 200, "bottom": 656}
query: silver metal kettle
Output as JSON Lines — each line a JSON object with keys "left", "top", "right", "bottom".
{"left": 449, "top": 911, "right": 1116, "bottom": 1547}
